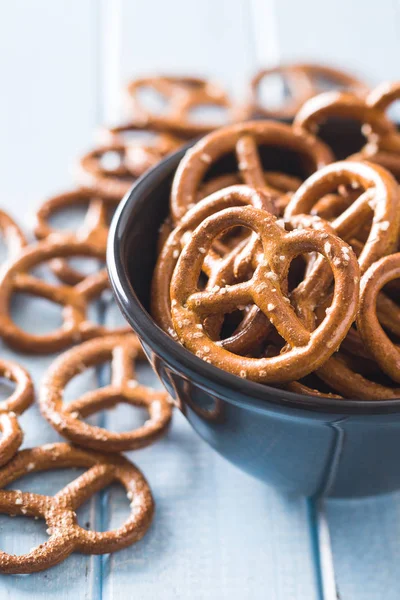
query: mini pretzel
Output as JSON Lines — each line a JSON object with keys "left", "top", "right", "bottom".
{"left": 170, "top": 120, "right": 333, "bottom": 222}
{"left": 99, "top": 122, "right": 184, "bottom": 177}
{"left": 77, "top": 143, "right": 136, "bottom": 200}
{"left": 152, "top": 186, "right": 274, "bottom": 354}
{"left": 40, "top": 334, "right": 172, "bottom": 452}
{"left": 0, "top": 210, "right": 27, "bottom": 261}
{"left": 242, "top": 65, "right": 314, "bottom": 120}
{"left": 0, "top": 239, "right": 128, "bottom": 353}
{"left": 293, "top": 63, "right": 369, "bottom": 97}
{"left": 0, "top": 360, "right": 34, "bottom": 466}
{"left": 357, "top": 254, "right": 400, "bottom": 383}
{"left": 0, "top": 443, "right": 153, "bottom": 574}
{"left": 170, "top": 205, "right": 359, "bottom": 384}
{"left": 126, "top": 75, "right": 232, "bottom": 137}
{"left": 34, "top": 189, "right": 118, "bottom": 284}
{"left": 294, "top": 91, "right": 394, "bottom": 138}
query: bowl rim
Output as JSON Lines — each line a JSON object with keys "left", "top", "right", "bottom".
{"left": 107, "top": 144, "right": 400, "bottom": 416}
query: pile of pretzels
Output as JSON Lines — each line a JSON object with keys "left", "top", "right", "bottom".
{"left": 0, "top": 63, "right": 398, "bottom": 573}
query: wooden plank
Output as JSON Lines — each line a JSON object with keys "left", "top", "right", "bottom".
{"left": 0, "top": 0, "right": 103, "bottom": 596}
{"left": 326, "top": 495, "right": 400, "bottom": 600}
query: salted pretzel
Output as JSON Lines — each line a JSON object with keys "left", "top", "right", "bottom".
{"left": 0, "top": 360, "right": 34, "bottom": 466}
{"left": 0, "top": 210, "right": 27, "bottom": 262}
{"left": 0, "top": 443, "right": 153, "bottom": 574}
{"left": 152, "top": 186, "right": 275, "bottom": 355}
{"left": 126, "top": 75, "right": 232, "bottom": 137}
{"left": 170, "top": 205, "right": 359, "bottom": 383}
{"left": 170, "top": 120, "right": 333, "bottom": 222}
{"left": 99, "top": 122, "right": 184, "bottom": 177}
{"left": 34, "top": 189, "right": 117, "bottom": 284}
{"left": 242, "top": 65, "right": 314, "bottom": 120}
{"left": 77, "top": 143, "right": 136, "bottom": 200}
{"left": 294, "top": 90, "right": 394, "bottom": 139}
{"left": 40, "top": 334, "right": 172, "bottom": 452}
{"left": 357, "top": 254, "right": 400, "bottom": 383}
{"left": 0, "top": 239, "right": 128, "bottom": 353}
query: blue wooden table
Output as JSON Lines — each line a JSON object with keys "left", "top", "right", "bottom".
{"left": 0, "top": 1, "right": 399, "bottom": 598}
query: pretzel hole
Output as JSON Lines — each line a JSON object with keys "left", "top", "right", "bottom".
{"left": 5, "top": 468, "right": 87, "bottom": 496}
{"left": 76, "top": 482, "right": 131, "bottom": 532}
{"left": 64, "top": 257, "right": 106, "bottom": 278}
{"left": 11, "top": 294, "right": 63, "bottom": 334}
{"left": 124, "top": 130, "right": 164, "bottom": 146}
{"left": 136, "top": 86, "right": 168, "bottom": 114}
{"left": 80, "top": 403, "right": 149, "bottom": 432}
{"left": 99, "top": 150, "right": 126, "bottom": 173}
{"left": 256, "top": 74, "right": 291, "bottom": 110}
{"left": 0, "top": 377, "right": 15, "bottom": 403}
{"left": 188, "top": 104, "right": 228, "bottom": 125}
{"left": 0, "top": 514, "right": 48, "bottom": 558}
{"left": 47, "top": 203, "right": 92, "bottom": 232}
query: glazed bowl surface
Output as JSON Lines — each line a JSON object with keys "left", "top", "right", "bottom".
{"left": 108, "top": 120, "right": 400, "bottom": 497}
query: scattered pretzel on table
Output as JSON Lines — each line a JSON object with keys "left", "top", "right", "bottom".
{"left": 99, "top": 121, "right": 184, "bottom": 177}
{"left": 0, "top": 239, "right": 128, "bottom": 353}
{"left": 34, "top": 189, "right": 118, "bottom": 284}
{"left": 0, "top": 443, "right": 153, "bottom": 574}
{"left": 170, "top": 205, "right": 360, "bottom": 383}
{"left": 40, "top": 334, "right": 172, "bottom": 452}
{"left": 0, "top": 360, "right": 34, "bottom": 467}
{"left": 0, "top": 209, "right": 27, "bottom": 261}
{"left": 126, "top": 75, "right": 233, "bottom": 138}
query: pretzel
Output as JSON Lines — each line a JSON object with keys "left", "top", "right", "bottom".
{"left": 40, "top": 334, "right": 172, "bottom": 452}
{"left": 0, "top": 443, "right": 153, "bottom": 573}
{"left": 294, "top": 90, "right": 394, "bottom": 138}
{"left": 152, "top": 186, "right": 274, "bottom": 354}
{"left": 293, "top": 63, "right": 369, "bottom": 97}
{"left": 0, "top": 239, "right": 128, "bottom": 353}
{"left": 357, "top": 254, "right": 400, "bottom": 383}
{"left": 0, "top": 210, "right": 27, "bottom": 262}
{"left": 126, "top": 75, "right": 232, "bottom": 137}
{"left": 99, "top": 122, "right": 184, "bottom": 177}
{"left": 170, "top": 205, "right": 359, "bottom": 383}
{"left": 170, "top": 120, "right": 333, "bottom": 222}
{"left": 77, "top": 143, "right": 136, "bottom": 200}
{"left": 34, "top": 189, "right": 118, "bottom": 284}
{"left": 0, "top": 360, "right": 34, "bottom": 466}
{"left": 242, "top": 65, "right": 314, "bottom": 120}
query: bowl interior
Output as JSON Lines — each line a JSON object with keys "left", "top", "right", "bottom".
{"left": 109, "top": 119, "right": 400, "bottom": 414}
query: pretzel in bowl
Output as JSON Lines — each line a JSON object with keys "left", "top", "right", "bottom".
{"left": 0, "top": 360, "right": 34, "bottom": 466}
{"left": 40, "top": 334, "right": 172, "bottom": 452}
{"left": 152, "top": 186, "right": 275, "bottom": 355}
{"left": 357, "top": 254, "right": 400, "bottom": 383}
{"left": 77, "top": 143, "right": 136, "bottom": 200}
{"left": 170, "top": 120, "right": 333, "bottom": 222}
{"left": 126, "top": 75, "right": 233, "bottom": 137}
{"left": 0, "top": 443, "right": 153, "bottom": 574}
{"left": 34, "top": 189, "right": 117, "bottom": 284}
{"left": 99, "top": 122, "right": 184, "bottom": 177}
{"left": 0, "top": 239, "right": 128, "bottom": 353}
{"left": 170, "top": 205, "right": 360, "bottom": 383}
{"left": 0, "top": 210, "right": 27, "bottom": 262}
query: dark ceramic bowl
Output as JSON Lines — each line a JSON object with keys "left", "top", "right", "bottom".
{"left": 107, "top": 120, "right": 400, "bottom": 498}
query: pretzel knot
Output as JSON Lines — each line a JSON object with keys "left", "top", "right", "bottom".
{"left": 0, "top": 360, "right": 34, "bottom": 467}
{"left": 357, "top": 254, "right": 400, "bottom": 383}
{"left": 77, "top": 143, "right": 136, "bottom": 200}
{"left": 170, "top": 206, "right": 360, "bottom": 383}
{"left": 170, "top": 120, "right": 333, "bottom": 222}
{"left": 0, "top": 209, "right": 27, "bottom": 261}
{"left": 0, "top": 239, "right": 129, "bottom": 354}
{"left": 126, "top": 75, "right": 232, "bottom": 137}
{"left": 40, "top": 334, "right": 172, "bottom": 452}
{"left": 0, "top": 443, "right": 153, "bottom": 574}
{"left": 34, "top": 189, "right": 118, "bottom": 284}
